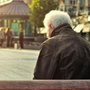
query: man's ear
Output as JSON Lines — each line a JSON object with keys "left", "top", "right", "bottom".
{"left": 48, "top": 24, "right": 54, "bottom": 30}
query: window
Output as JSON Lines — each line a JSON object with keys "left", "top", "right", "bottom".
{"left": 70, "top": 0, "right": 76, "bottom": 4}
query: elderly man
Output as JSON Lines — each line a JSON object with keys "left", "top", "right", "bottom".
{"left": 33, "top": 10, "right": 90, "bottom": 79}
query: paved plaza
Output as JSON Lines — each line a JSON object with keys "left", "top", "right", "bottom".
{"left": 0, "top": 48, "right": 39, "bottom": 80}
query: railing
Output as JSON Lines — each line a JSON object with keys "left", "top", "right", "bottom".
{"left": 0, "top": 80, "right": 90, "bottom": 90}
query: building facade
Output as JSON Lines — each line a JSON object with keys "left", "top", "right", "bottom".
{"left": 58, "top": 0, "right": 89, "bottom": 17}
{"left": 0, "top": 0, "right": 31, "bottom": 36}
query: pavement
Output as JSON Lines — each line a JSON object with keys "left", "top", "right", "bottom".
{"left": 24, "top": 42, "right": 41, "bottom": 50}
{"left": 0, "top": 48, "right": 40, "bottom": 80}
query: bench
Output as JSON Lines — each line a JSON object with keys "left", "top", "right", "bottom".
{"left": 0, "top": 80, "right": 90, "bottom": 90}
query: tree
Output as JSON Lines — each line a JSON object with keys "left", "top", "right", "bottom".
{"left": 29, "top": 0, "right": 57, "bottom": 35}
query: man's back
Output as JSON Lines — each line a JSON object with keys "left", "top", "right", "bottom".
{"left": 52, "top": 29, "right": 90, "bottom": 79}
{"left": 34, "top": 24, "right": 90, "bottom": 79}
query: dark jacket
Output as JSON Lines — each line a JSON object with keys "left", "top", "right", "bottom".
{"left": 19, "top": 31, "right": 24, "bottom": 41}
{"left": 33, "top": 24, "right": 90, "bottom": 79}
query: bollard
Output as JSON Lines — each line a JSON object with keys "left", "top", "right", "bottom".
{"left": 14, "top": 43, "right": 18, "bottom": 49}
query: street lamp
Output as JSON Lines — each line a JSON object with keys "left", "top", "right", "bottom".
{"left": 85, "top": 0, "right": 88, "bottom": 17}
{"left": 76, "top": 0, "right": 80, "bottom": 16}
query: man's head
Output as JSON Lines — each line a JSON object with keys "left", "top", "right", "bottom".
{"left": 43, "top": 10, "right": 72, "bottom": 38}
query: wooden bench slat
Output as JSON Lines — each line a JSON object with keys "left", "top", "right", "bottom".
{"left": 0, "top": 80, "right": 89, "bottom": 90}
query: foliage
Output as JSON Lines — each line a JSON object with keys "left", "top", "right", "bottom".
{"left": 29, "top": 0, "right": 58, "bottom": 27}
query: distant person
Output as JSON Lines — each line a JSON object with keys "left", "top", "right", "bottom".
{"left": 33, "top": 10, "right": 90, "bottom": 79}
{"left": 6, "top": 28, "right": 13, "bottom": 47}
{"left": 19, "top": 29, "right": 24, "bottom": 49}
{"left": 0, "top": 28, "right": 5, "bottom": 47}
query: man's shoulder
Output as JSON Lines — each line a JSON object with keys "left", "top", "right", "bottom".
{"left": 42, "top": 36, "right": 58, "bottom": 46}
{"left": 76, "top": 35, "right": 90, "bottom": 47}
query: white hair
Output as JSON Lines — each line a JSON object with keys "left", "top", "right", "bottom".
{"left": 43, "top": 10, "right": 72, "bottom": 29}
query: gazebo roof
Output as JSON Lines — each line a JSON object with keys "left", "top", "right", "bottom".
{"left": 0, "top": 0, "right": 30, "bottom": 19}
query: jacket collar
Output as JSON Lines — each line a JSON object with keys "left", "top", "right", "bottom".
{"left": 51, "top": 23, "right": 73, "bottom": 37}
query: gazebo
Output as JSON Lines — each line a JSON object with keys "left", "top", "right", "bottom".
{"left": 0, "top": 0, "right": 31, "bottom": 36}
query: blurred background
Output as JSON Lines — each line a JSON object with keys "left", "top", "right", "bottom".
{"left": 0, "top": 0, "right": 90, "bottom": 80}
{"left": 0, "top": 0, "right": 90, "bottom": 49}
